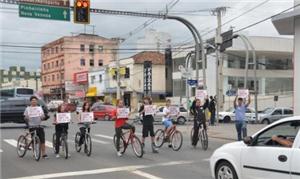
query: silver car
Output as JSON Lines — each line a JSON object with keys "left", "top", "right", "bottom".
{"left": 258, "top": 107, "right": 293, "bottom": 124}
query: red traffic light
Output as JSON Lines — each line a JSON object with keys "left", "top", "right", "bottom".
{"left": 76, "top": 1, "right": 82, "bottom": 7}
{"left": 83, "top": 1, "right": 88, "bottom": 8}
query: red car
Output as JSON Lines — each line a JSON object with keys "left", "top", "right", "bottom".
{"left": 93, "top": 105, "right": 117, "bottom": 121}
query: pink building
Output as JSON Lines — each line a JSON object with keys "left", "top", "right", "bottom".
{"left": 41, "top": 34, "right": 118, "bottom": 101}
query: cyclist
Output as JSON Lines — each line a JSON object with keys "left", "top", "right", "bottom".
{"left": 115, "top": 99, "right": 135, "bottom": 157}
{"left": 23, "top": 96, "right": 48, "bottom": 159}
{"left": 78, "top": 102, "right": 92, "bottom": 147}
{"left": 53, "top": 104, "right": 70, "bottom": 158}
{"left": 162, "top": 99, "right": 177, "bottom": 148}
{"left": 139, "top": 96, "right": 158, "bottom": 153}
{"left": 191, "top": 98, "right": 208, "bottom": 147}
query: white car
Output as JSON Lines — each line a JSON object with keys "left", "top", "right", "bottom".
{"left": 219, "top": 107, "right": 256, "bottom": 123}
{"left": 210, "top": 116, "right": 300, "bottom": 179}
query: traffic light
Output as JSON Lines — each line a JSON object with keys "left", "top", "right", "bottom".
{"left": 74, "top": 0, "right": 90, "bottom": 24}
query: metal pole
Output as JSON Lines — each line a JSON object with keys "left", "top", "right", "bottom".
{"left": 237, "top": 35, "right": 250, "bottom": 89}
{"left": 185, "top": 52, "right": 193, "bottom": 111}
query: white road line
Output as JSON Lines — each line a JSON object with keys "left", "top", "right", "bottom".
{"left": 94, "top": 134, "right": 113, "bottom": 140}
{"left": 0, "top": 149, "right": 3, "bottom": 152}
{"left": 202, "top": 158, "right": 210, "bottom": 162}
{"left": 45, "top": 141, "right": 53, "bottom": 148}
{"left": 91, "top": 139, "right": 109, "bottom": 144}
{"left": 10, "top": 160, "right": 193, "bottom": 179}
{"left": 4, "top": 139, "right": 18, "bottom": 147}
{"left": 131, "top": 170, "right": 163, "bottom": 179}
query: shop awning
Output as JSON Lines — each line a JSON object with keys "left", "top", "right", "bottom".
{"left": 86, "top": 87, "right": 97, "bottom": 97}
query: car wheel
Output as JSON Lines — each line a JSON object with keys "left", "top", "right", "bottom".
{"left": 262, "top": 118, "right": 270, "bottom": 124}
{"left": 104, "top": 115, "right": 110, "bottom": 121}
{"left": 177, "top": 117, "right": 186, "bottom": 125}
{"left": 223, "top": 116, "right": 231, "bottom": 123}
{"left": 215, "top": 161, "right": 238, "bottom": 179}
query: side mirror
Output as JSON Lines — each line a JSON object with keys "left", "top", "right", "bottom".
{"left": 243, "top": 136, "right": 253, "bottom": 146}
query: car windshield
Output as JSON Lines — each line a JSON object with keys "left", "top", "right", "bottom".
{"left": 262, "top": 108, "right": 274, "bottom": 114}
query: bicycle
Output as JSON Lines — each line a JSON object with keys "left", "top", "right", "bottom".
{"left": 190, "top": 120, "right": 208, "bottom": 150}
{"left": 154, "top": 124, "right": 183, "bottom": 151}
{"left": 74, "top": 122, "right": 95, "bottom": 156}
{"left": 52, "top": 124, "right": 69, "bottom": 159}
{"left": 17, "top": 126, "right": 42, "bottom": 161}
{"left": 113, "top": 120, "right": 144, "bottom": 158}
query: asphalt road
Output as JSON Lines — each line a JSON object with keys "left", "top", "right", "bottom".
{"left": 1, "top": 115, "right": 229, "bottom": 179}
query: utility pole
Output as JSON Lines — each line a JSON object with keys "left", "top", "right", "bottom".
{"left": 212, "top": 7, "right": 227, "bottom": 123}
{"left": 115, "top": 38, "right": 124, "bottom": 100}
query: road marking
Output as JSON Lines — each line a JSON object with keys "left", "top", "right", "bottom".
{"left": 10, "top": 160, "right": 193, "bottom": 179}
{"left": 91, "top": 139, "right": 109, "bottom": 144}
{"left": 131, "top": 170, "right": 163, "bottom": 179}
{"left": 94, "top": 134, "right": 113, "bottom": 140}
{"left": 202, "top": 158, "right": 210, "bottom": 162}
{"left": 45, "top": 141, "right": 53, "bottom": 148}
{"left": 0, "top": 149, "right": 3, "bottom": 152}
{"left": 4, "top": 139, "right": 18, "bottom": 147}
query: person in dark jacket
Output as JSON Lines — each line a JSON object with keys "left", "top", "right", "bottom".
{"left": 209, "top": 96, "right": 216, "bottom": 126}
{"left": 139, "top": 96, "right": 158, "bottom": 153}
{"left": 192, "top": 98, "right": 209, "bottom": 147}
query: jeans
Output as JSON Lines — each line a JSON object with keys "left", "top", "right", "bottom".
{"left": 235, "top": 120, "right": 247, "bottom": 141}
{"left": 210, "top": 111, "right": 216, "bottom": 125}
{"left": 115, "top": 123, "right": 135, "bottom": 152}
{"left": 192, "top": 120, "right": 206, "bottom": 146}
{"left": 79, "top": 127, "right": 90, "bottom": 146}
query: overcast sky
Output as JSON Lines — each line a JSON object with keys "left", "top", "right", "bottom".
{"left": 0, "top": 0, "right": 294, "bottom": 71}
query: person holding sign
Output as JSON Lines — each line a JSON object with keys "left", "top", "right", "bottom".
{"left": 162, "top": 99, "right": 177, "bottom": 148}
{"left": 115, "top": 99, "right": 135, "bottom": 157}
{"left": 23, "top": 96, "right": 48, "bottom": 159}
{"left": 78, "top": 102, "right": 92, "bottom": 147}
{"left": 53, "top": 104, "right": 71, "bottom": 158}
{"left": 192, "top": 99, "right": 207, "bottom": 147}
{"left": 139, "top": 96, "right": 158, "bottom": 153}
{"left": 233, "top": 94, "right": 251, "bottom": 141}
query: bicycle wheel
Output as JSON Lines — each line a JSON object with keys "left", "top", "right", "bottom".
{"left": 131, "top": 135, "right": 143, "bottom": 158}
{"left": 17, "top": 135, "right": 27, "bottom": 158}
{"left": 75, "top": 132, "right": 81, "bottom": 152}
{"left": 32, "top": 136, "right": 41, "bottom": 161}
{"left": 171, "top": 130, "right": 183, "bottom": 151}
{"left": 190, "top": 127, "right": 194, "bottom": 146}
{"left": 84, "top": 134, "right": 92, "bottom": 156}
{"left": 52, "top": 133, "right": 57, "bottom": 154}
{"left": 200, "top": 129, "right": 208, "bottom": 150}
{"left": 113, "top": 134, "right": 126, "bottom": 154}
{"left": 61, "top": 136, "right": 68, "bottom": 159}
{"left": 154, "top": 129, "right": 165, "bottom": 148}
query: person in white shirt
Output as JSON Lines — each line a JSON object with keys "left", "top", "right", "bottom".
{"left": 162, "top": 99, "right": 177, "bottom": 147}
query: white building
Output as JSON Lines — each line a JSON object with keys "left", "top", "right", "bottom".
{"left": 172, "top": 36, "right": 293, "bottom": 110}
{"left": 137, "top": 29, "right": 172, "bottom": 52}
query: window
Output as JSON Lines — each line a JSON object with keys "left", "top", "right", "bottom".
{"left": 98, "top": 59, "right": 103, "bottom": 66}
{"left": 284, "top": 109, "right": 293, "bottom": 115}
{"left": 61, "top": 73, "right": 64, "bottom": 80}
{"left": 89, "top": 44, "right": 94, "bottom": 53}
{"left": 90, "top": 59, "right": 94, "bottom": 67}
{"left": 98, "top": 45, "right": 103, "bottom": 52}
{"left": 99, "top": 75, "right": 102, "bottom": 83}
{"left": 56, "top": 61, "right": 59, "bottom": 67}
{"left": 57, "top": 74, "right": 60, "bottom": 80}
{"left": 52, "top": 75, "right": 55, "bottom": 81}
{"left": 56, "top": 46, "right": 58, "bottom": 53}
{"left": 254, "top": 121, "right": 300, "bottom": 147}
{"left": 48, "top": 76, "right": 50, "bottom": 81}
{"left": 272, "top": 109, "right": 282, "bottom": 115}
{"left": 125, "top": 67, "right": 130, "bottom": 78}
{"left": 44, "top": 76, "right": 47, "bottom": 82}
{"left": 91, "top": 76, "right": 95, "bottom": 84}
{"left": 47, "top": 63, "right": 50, "bottom": 69}
{"left": 52, "top": 62, "right": 54, "bottom": 68}
{"left": 44, "top": 64, "right": 46, "bottom": 70}
{"left": 80, "top": 59, "right": 85, "bottom": 66}
{"left": 80, "top": 44, "right": 85, "bottom": 52}
{"left": 60, "top": 45, "right": 64, "bottom": 51}
{"left": 61, "top": 59, "right": 64, "bottom": 66}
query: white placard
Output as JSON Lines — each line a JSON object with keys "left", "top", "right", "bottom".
{"left": 56, "top": 113, "right": 71, "bottom": 123}
{"left": 144, "top": 105, "right": 155, "bottom": 116}
{"left": 117, "top": 108, "right": 129, "bottom": 118}
{"left": 80, "top": 112, "right": 94, "bottom": 123}
{"left": 196, "top": 89, "right": 207, "bottom": 101}
{"left": 238, "top": 89, "right": 249, "bottom": 98}
{"left": 169, "top": 106, "right": 179, "bottom": 116}
{"left": 28, "top": 107, "right": 42, "bottom": 118}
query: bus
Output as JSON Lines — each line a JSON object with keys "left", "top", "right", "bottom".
{"left": 0, "top": 87, "right": 34, "bottom": 98}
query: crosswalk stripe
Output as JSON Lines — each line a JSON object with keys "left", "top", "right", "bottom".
{"left": 131, "top": 170, "right": 163, "bottom": 179}
{"left": 94, "top": 134, "right": 113, "bottom": 140}
{"left": 4, "top": 139, "right": 18, "bottom": 147}
{"left": 91, "top": 139, "right": 109, "bottom": 144}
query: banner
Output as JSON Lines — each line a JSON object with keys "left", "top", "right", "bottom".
{"left": 28, "top": 107, "right": 42, "bottom": 118}
{"left": 117, "top": 108, "right": 129, "bottom": 118}
{"left": 80, "top": 112, "right": 94, "bottom": 123}
{"left": 238, "top": 89, "right": 249, "bottom": 98}
{"left": 169, "top": 106, "right": 179, "bottom": 116}
{"left": 56, "top": 113, "right": 71, "bottom": 123}
{"left": 144, "top": 105, "right": 155, "bottom": 116}
{"left": 196, "top": 90, "right": 207, "bottom": 101}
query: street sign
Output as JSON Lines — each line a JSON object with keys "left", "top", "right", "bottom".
{"left": 187, "top": 80, "right": 197, "bottom": 86}
{"left": 19, "top": 1, "right": 70, "bottom": 21}
{"left": 19, "top": 0, "right": 70, "bottom": 7}
{"left": 144, "top": 61, "right": 152, "bottom": 96}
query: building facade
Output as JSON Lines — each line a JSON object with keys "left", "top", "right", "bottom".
{"left": 0, "top": 66, "right": 41, "bottom": 90}
{"left": 41, "top": 34, "right": 118, "bottom": 101}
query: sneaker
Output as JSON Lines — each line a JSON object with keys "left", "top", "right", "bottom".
{"left": 42, "top": 154, "right": 49, "bottom": 159}
{"left": 117, "top": 151, "right": 122, "bottom": 157}
{"left": 68, "top": 153, "right": 71, "bottom": 157}
{"left": 56, "top": 154, "right": 60, "bottom": 158}
{"left": 168, "top": 144, "right": 172, "bottom": 148}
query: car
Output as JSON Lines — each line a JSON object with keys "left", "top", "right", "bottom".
{"left": 258, "top": 107, "right": 293, "bottom": 124}
{"left": 0, "top": 97, "right": 50, "bottom": 123}
{"left": 218, "top": 107, "right": 256, "bottom": 123}
{"left": 210, "top": 116, "right": 300, "bottom": 179}
{"left": 93, "top": 104, "right": 117, "bottom": 121}
{"left": 47, "top": 100, "right": 63, "bottom": 112}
